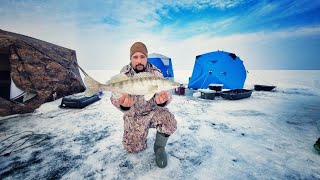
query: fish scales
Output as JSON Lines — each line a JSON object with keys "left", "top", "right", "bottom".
{"left": 84, "top": 72, "right": 180, "bottom": 97}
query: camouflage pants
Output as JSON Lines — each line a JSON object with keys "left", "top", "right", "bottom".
{"left": 122, "top": 108, "right": 177, "bottom": 153}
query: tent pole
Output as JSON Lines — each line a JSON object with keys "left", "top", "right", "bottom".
{"left": 73, "top": 61, "right": 89, "bottom": 76}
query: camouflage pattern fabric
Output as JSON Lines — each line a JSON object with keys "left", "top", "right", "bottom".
{"left": 110, "top": 62, "right": 177, "bottom": 153}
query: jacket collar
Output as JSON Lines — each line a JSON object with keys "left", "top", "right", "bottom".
{"left": 122, "top": 62, "right": 157, "bottom": 74}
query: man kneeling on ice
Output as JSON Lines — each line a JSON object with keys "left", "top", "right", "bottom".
{"left": 110, "top": 42, "right": 177, "bottom": 168}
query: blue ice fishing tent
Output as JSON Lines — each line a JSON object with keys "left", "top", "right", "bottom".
{"left": 188, "top": 51, "right": 246, "bottom": 89}
{"left": 148, "top": 53, "right": 174, "bottom": 79}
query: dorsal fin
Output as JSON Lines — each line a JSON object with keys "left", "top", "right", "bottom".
{"left": 106, "top": 73, "right": 129, "bottom": 85}
{"left": 131, "top": 72, "right": 155, "bottom": 79}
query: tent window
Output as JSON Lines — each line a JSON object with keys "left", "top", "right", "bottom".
{"left": 0, "top": 53, "right": 11, "bottom": 100}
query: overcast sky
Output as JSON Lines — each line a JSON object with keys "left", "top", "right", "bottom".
{"left": 0, "top": 0, "right": 320, "bottom": 70}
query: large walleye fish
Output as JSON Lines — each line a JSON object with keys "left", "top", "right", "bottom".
{"left": 84, "top": 72, "right": 180, "bottom": 100}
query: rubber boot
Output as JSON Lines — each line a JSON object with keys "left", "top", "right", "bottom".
{"left": 154, "top": 132, "right": 169, "bottom": 168}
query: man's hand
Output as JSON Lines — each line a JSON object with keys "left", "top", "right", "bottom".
{"left": 155, "top": 91, "right": 169, "bottom": 105}
{"left": 119, "top": 93, "right": 134, "bottom": 107}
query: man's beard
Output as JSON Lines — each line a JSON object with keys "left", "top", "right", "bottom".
{"left": 133, "top": 64, "right": 146, "bottom": 73}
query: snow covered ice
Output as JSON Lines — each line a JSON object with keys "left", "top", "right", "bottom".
{"left": 0, "top": 70, "right": 320, "bottom": 179}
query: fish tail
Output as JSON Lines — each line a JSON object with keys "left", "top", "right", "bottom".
{"left": 84, "top": 76, "right": 102, "bottom": 97}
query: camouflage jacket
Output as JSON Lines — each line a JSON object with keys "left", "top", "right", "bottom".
{"left": 110, "top": 62, "right": 172, "bottom": 117}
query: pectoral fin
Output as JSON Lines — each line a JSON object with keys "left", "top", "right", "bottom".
{"left": 144, "top": 93, "right": 155, "bottom": 101}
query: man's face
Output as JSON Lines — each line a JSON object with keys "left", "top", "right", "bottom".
{"left": 131, "top": 52, "right": 147, "bottom": 73}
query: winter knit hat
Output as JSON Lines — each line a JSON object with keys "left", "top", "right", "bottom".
{"left": 130, "top": 42, "right": 148, "bottom": 58}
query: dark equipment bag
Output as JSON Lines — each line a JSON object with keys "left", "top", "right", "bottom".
{"left": 60, "top": 94, "right": 100, "bottom": 109}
